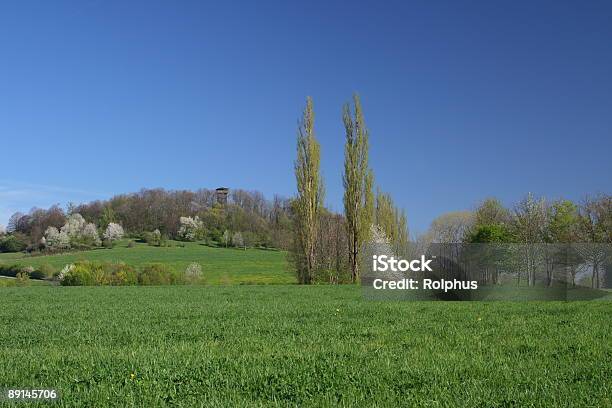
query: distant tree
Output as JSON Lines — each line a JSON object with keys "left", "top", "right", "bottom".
{"left": 293, "top": 97, "right": 324, "bottom": 284}
{"left": 103, "top": 223, "right": 125, "bottom": 245}
{"left": 342, "top": 94, "right": 374, "bottom": 282}
{"left": 100, "top": 205, "right": 117, "bottom": 230}
{"left": 222, "top": 230, "right": 231, "bottom": 248}
{"left": 474, "top": 198, "right": 511, "bottom": 226}
{"left": 44, "top": 226, "right": 70, "bottom": 250}
{"left": 576, "top": 195, "right": 611, "bottom": 288}
{"left": 313, "top": 210, "right": 349, "bottom": 284}
{"left": 232, "top": 231, "right": 245, "bottom": 249}
{"left": 178, "top": 216, "right": 206, "bottom": 241}
{"left": 512, "top": 193, "right": 549, "bottom": 286}
{"left": 544, "top": 199, "right": 581, "bottom": 286}
{"left": 375, "top": 190, "right": 409, "bottom": 256}
{"left": 144, "top": 229, "right": 163, "bottom": 246}
{"left": 466, "top": 224, "right": 512, "bottom": 244}
{"left": 0, "top": 224, "right": 5, "bottom": 236}
{"left": 0, "top": 233, "right": 28, "bottom": 253}
{"left": 428, "top": 211, "right": 474, "bottom": 243}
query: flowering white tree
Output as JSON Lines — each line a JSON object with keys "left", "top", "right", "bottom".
{"left": 61, "top": 213, "right": 87, "bottom": 237}
{"left": 44, "top": 226, "right": 71, "bottom": 250}
{"left": 178, "top": 216, "right": 205, "bottom": 241}
{"left": 222, "top": 230, "right": 230, "bottom": 247}
{"left": 0, "top": 224, "right": 5, "bottom": 236}
{"left": 103, "top": 223, "right": 124, "bottom": 243}
{"left": 82, "top": 223, "right": 101, "bottom": 246}
{"left": 232, "top": 231, "right": 245, "bottom": 249}
{"left": 45, "top": 213, "right": 101, "bottom": 249}
{"left": 185, "top": 262, "right": 203, "bottom": 282}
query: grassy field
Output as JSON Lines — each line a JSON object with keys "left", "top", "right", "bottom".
{"left": 0, "top": 285, "right": 610, "bottom": 407}
{"left": 0, "top": 241, "right": 294, "bottom": 285}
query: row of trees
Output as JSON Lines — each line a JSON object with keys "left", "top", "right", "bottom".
{"left": 423, "top": 194, "right": 611, "bottom": 288}
{"left": 424, "top": 194, "right": 611, "bottom": 246}
{"left": 291, "top": 94, "right": 409, "bottom": 284}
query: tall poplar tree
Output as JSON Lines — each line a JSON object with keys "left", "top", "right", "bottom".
{"left": 342, "top": 94, "right": 374, "bottom": 282}
{"left": 294, "top": 97, "right": 324, "bottom": 284}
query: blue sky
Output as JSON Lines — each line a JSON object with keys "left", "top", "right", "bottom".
{"left": 1, "top": 0, "right": 611, "bottom": 233}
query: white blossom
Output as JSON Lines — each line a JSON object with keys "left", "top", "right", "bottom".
{"left": 82, "top": 222, "right": 101, "bottom": 246}
{"left": 232, "top": 231, "right": 244, "bottom": 248}
{"left": 0, "top": 224, "right": 5, "bottom": 236}
{"left": 103, "top": 223, "right": 124, "bottom": 242}
{"left": 178, "top": 216, "right": 205, "bottom": 241}
{"left": 61, "top": 213, "right": 86, "bottom": 237}
{"left": 46, "top": 213, "right": 101, "bottom": 248}
{"left": 185, "top": 262, "right": 202, "bottom": 280}
{"left": 58, "top": 263, "right": 74, "bottom": 282}
{"left": 44, "top": 226, "right": 70, "bottom": 249}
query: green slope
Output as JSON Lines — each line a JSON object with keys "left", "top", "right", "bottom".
{"left": 0, "top": 240, "right": 294, "bottom": 284}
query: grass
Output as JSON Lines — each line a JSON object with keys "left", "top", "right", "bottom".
{"left": 0, "top": 240, "right": 294, "bottom": 285}
{"left": 0, "top": 285, "right": 610, "bottom": 407}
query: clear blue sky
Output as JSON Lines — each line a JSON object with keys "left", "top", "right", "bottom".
{"left": 1, "top": 0, "right": 611, "bottom": 234}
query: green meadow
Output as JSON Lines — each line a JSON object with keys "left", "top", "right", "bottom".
{"left": 0, "top": 240, "right": 293, "bottom": 285}
{"left": 0, "top": 245, "right": 610, "bottom": 406}
{"left": 0, "top": 285, "right": 610, "bottom": 407}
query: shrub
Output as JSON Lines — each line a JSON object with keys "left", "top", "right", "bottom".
{"left": 139, "top": 264, "right": 182, "bottom": 285}
{"left": 38, "top": 264, "right": 57, "bottom": 279}
{"left": 127, "top": 240, "right": 136, "bottom": 248}
{"left": 0, "top": 234, "right": 28, "bottom": 253}
{"left": 22, "top": 265, "right": 45, "bottom": 280}
{"left": 16, "top": 271, "right": 30, "bottom": 286}
{"left": 57, "top": 264, "right": 74, "bottom": 282}
{"left": 60, "top": 261, "right": 109, "bottom": 285}
{"left": 144, "top": 230, "right": 162, "bottom": 246}
{"left": 185, "top": 262, "right": 203, "bottom": 283}
{"left": 60, "top": 262, "right": 97, "bottom": 286}
{"left": 109, "top": 263, "right": 138, "bottom": 286}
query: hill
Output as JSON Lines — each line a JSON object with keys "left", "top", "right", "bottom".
{"left": 0, "top": 240, "right": 294, "bottom": 285}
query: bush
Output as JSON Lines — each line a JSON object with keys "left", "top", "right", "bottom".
{"left": 139, "top": 263, "right": 182, "bottom": 285}
{"left": 0, "top": 234, "right": 28, "bottom": 253}
{"left": 38, "top": 264, "right": 57, "bottom": 279}
{"left": 109, "top": 263, "right": 138, "bottom": 286}
{"left": 127, "top": 240, "right": 136, "bottom": 248}
{"left": 16, "top": 271, "right": 30, "bottom": 285}
{"left": 60, "top": 262, "right": 98, "bottom": 286}
{"left": 185, "top": 262, "right": 203, "bottom": 283}
{"left": 143, "top": 230, "right": 162, "bottom": 246}
{"left": 24, "top": 266, "right": 46, "bottom": 280}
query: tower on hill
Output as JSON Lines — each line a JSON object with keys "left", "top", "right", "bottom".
{"left": 215, "top": 187, "right": 229, "bottom": 206}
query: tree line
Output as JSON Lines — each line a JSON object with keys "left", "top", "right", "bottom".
{"left": 0, "top": 188, "right": 293, "bottom": 253}
{"left": 422, "top": 194, "right": 611, "bottom": 288}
